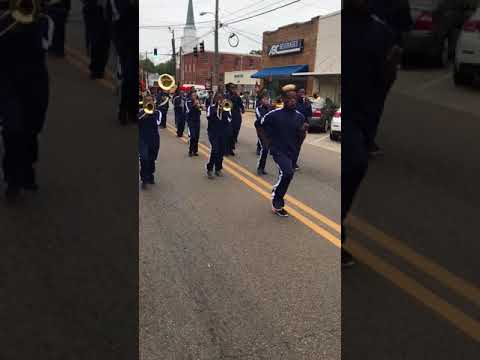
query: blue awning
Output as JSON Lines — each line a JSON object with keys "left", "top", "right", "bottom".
{"left": 251, "top": 64, "right": 309, "bottom": 79}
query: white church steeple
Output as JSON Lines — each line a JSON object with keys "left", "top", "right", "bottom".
{"left": 181, "top": 0, "right": 198, "bottom": 54}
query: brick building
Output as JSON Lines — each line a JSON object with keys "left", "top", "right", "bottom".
{"left": 180, "top": 51, "right": 261, "bottom": 88}
{"left": 252, "top": 16, "right": 320, "bottom": 97}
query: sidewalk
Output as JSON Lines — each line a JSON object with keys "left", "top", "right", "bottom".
{"left": 1, "top": 55, "right": 137, "bottom": 359}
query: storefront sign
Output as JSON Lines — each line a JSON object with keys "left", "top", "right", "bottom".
{"left": 268, "top": 39, "right": 304, "bottom": 56}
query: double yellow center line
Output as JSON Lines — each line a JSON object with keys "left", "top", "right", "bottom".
{"left": 63, "top": 46, "right": 480, "bottom": 343}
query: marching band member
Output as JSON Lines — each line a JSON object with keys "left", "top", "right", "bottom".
{"left": 1, "top": 0, "right": 53, "bottom": 201}
{"left": 104, "top": 0, "right": 138, "bottom": 125}
{"left": 224, "top": 83, "right": 244, "bottom": 156}
{"left": 138, "top": 94, "right": 161, "bottom": 189}
{"left": 293, "top": 88, "right": 312, "bottom": 170}
{"left": 258, "top": 84, "right": 308, "bottom": 217}
{"left": 185, "top": 89, "right": 201, "bottom": 157}
{"left": 254, "top": 94, "right": 272, "bottom": 176}
{"left": 205, "top": 93, "right": 231, "bottom": 179}
{"left": 172, "top": 88, "right": 185, "bottom": 137}
{"left": 156, "top": 87, "right": 170, "bottom": 128}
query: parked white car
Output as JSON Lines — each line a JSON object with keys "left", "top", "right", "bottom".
{"left": 330, "top": 107, "right": 341, "bottom": 141}
{"left": 454, "top": 7, "right": 480, "bottom": 86}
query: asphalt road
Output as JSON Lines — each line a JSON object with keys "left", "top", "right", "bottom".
{"left": 343, "top": 63, "right": 480, "bottom": 358}
{"left": 140, "top": 109, "right": 341, "bottom": 359}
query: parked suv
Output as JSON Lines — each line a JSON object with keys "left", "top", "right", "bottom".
{"left": 454, "top": 6, "right": 480, "bottom": 85}
{"left": 403, "top": 0, "right": 479, "bottom": 67}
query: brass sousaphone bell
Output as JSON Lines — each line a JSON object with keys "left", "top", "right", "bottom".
{"left": 157, "top": 73, "right": 176, "bottom": 107}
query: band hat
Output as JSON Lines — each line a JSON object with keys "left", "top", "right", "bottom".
{"left": 281, "top": 84, "right": 297, "bottom": 92}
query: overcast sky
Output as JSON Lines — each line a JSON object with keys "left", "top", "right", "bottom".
{"left": 140, "top": 0, "right": 341, "bottom": 63}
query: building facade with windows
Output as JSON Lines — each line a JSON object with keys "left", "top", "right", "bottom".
{"left": 180, "top": 51, "right": 261, "bottom": 88}
{"left": 252, "top": 11, "right": 341, "bottom": 104}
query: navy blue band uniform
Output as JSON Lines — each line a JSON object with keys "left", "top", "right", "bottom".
{"left": 138, "top": 107, "right": 161, "bottom": 185}
{"left": 255, "top": 103, "right": 272, "bottom": 174}
{"left": 206, "top": 103, "right": 232, "bottom": 174}
{"left": 1, "top": 0, "right": 53, "bottom": 200}
{"left": 185, "top": 96, "right": 201, "bottom": 156}
{"left": 259, "top": 107, "right": 306, "bottom": 211}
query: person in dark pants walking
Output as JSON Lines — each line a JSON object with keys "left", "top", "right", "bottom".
{"left": 205, "top": 93, "right": 231, "bottom": 179}
{"left": 138, "top": 95, "right": 160, "bottom": 189}
{"left": 185, "top": 90, "right": 201, "bottom": 157}
{"left": 0, "top": 2, "right": 52, "bottom": 201}
{"left": 105, "top": 0, "right": 139, "bottom": 125}
{"left": 293, "top": 88, "right": 312, "bottom": 170}
{"left": 341, "top": 0, "right": 401, "bottom": 266}
{"left": 254, "top": 94, "right": 272, "bottom": 176}
{"left": 172, "top": 89, "right": 185, "bottom": 136}
{"left": 156, "top": 89, "right": 170, "bottom": 128}
{"left": 46, "top": 0, "right": 70, "bottom": 58}
{"left": 365, "top": 0, "right": 412, "bottom": 156}
{"left": 258, "top": 84, "right": 307, "bottom": 217}
{"left": 81, "top": 0, "right": 111, "bottom": 79}
{"left": 224, "top": 83, "right": 244, "bottom": 156}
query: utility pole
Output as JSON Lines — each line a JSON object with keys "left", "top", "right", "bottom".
{"left": 169, "top": 27, "right": 176, "bottom": 78}
{"left": 214, "top": 0, "right": 220, "bottom": 91}
{"left": 145, "top": 51, "right": 149, "bottom": 86}
{"left": 179, "top": 47, "right": 183, "bottom": 84}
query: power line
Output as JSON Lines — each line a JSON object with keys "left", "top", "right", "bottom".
{"left": 221, "top": 0, "right": 292, "bottom": 23}
{"left": 223, "top": 0, "right": 301, "bottom": 26}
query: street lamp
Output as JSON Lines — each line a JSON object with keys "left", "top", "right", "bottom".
{"left": 200, "top": 2, "right": 220, "bottom": 90}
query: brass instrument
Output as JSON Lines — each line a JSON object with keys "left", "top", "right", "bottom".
{"left": 217, "top": 99, "right": 233, "bottom": 119}
{"left": 158, "top": 73, "right": 176, "bottom": 92}
{"left": 1, "top": 0, "right": 42, "bottom": 37}
{"left": 274, "top": 98, "right": 284, "bottom": 109}
{"left": 143, "top": 97, "right": 155, "bottom": 115}
{"left": 157, "top": 95, "right": 169, "bottom": 107}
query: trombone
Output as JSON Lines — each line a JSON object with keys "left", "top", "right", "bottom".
{"left": 217, "top": 99, "right": 233, "bottom": 119}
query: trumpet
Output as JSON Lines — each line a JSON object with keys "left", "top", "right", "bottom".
{"left": 158, "top": 73, "right": 176, "bottom": 92}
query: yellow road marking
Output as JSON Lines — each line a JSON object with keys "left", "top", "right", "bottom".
{"left": 164, "top": 126, "right": 341, "bottom": 248}
{"left": 165, "top": 123, "right": 341, "bottom": 234}
{"left": 348, "top": 215, "right": 480, "bottom": 309}
{"left": 345, "top": 240, "right": 480, "bottom": 343}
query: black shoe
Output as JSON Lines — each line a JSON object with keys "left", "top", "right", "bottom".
{"left": 160, "top": 125, "right": 166, "bottom": 129}
{"left": 368, "top": 142, "right": 383, "bottom": 157}
{"left": 193, "top": 153, "right": 199, "bottom": 156}
{"left": 215, "top": 170, "right": 223, "bottom": 177}
{"left": 229, "top": 151, "right": 235, "bottom": 156}
{"left": 141, "top": 182, "right": 148, "bottom": 190}
{"left": 257, "top": 168, "right": 267, "bottom": 176}
{"left": 206, "top": 169, "right": 214, "bottom": 179}
{"left": 272, "top": 207, "right": 289, "bottom": 217}
{"left": 341, "top": 248, "right": 355, "bottom": 268}
{"left": 5, "top": 185, "right": 21, "bottom": 202}
{"left": 188, "top": 152, "right": 193, "bottom": 157}
{"left": 147, "top": 179, "right": 155, "bottom": 185}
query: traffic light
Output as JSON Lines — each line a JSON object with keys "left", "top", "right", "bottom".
{"left": 193, "top": 46, "right": 198, "bottom": 57}
{"left": 153, "top": 48, "right": 157, "bottom": 56}
{"left": 199, "top": 41, "right": 205, "bottom": 53}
